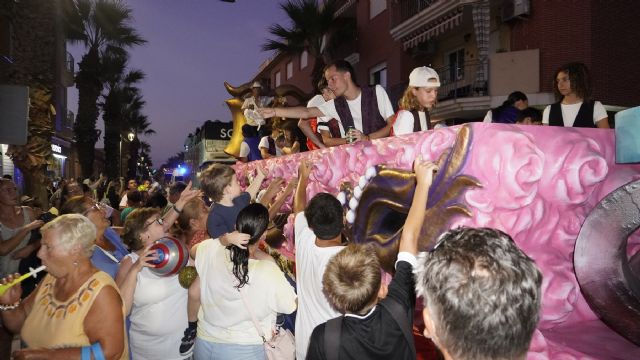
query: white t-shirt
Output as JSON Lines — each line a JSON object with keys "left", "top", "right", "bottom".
{"left": 238, "top": 141, "right": 249, "bottom": 158}
{"left": 483, "top": 110, "right": 493, "bottom": 123}
{"left": 393, "top": 110, "right": 430, "bottom": 135}
{"left": 317, "top": 85, "right": 394, "bottom": 136}
{"left": 258, "top": 136, "right": 282, "bottom": 156}
{"left": 542, "top": 101, "right": 607, "bottom": 127}
{"left": 294, "top": 212, "right": 344, "bottom": 360}
{"left": 195, "top": 238, "right": 297, "bottom": 345}
{"left": 119, "top": 193, "right": 128, "bottom": 208}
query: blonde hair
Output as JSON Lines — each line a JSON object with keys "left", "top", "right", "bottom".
{"left": 399, "top": 86, "right": 422, "bottom": 111}
{"left": 173, "top": 198, "right": 206, "bottom": 238}
{"left": 322, "top": 244, "right": 381, "bottom": 313}
{"left": 41, "top": 214, "right": 96, "bottom": 258}
{"left": 198, "top": 163, "right": 234, "bottom": 202}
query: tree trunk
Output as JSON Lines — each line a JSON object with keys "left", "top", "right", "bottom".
{"left": 74, "top": 48, "right": 103, "bottom": 178}
{"left": 7, "top": 87, "right": 54, "bottom": 208}
{"left": 102, "top": 90, "right": 122, "bottom": 179}
{"left": 127, "top": 138, "right": 140, "bottom": 180}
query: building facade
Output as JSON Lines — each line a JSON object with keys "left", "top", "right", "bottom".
{"left": 252, "top": 0, "right": 639, "bottom": 124}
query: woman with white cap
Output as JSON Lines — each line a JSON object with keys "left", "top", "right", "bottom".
{"left": 391, "top": 66, "right": 441, "bottom": 136}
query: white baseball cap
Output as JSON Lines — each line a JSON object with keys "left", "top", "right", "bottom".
{"left": 409, "top": 66, "right": 440, "bottom": 88}
{"left": 251, "top": 81, "right": 262, "bottom": 89}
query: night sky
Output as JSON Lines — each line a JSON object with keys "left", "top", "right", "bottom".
{"left": 67, "top": 0, "right": 289, "bottom": 168}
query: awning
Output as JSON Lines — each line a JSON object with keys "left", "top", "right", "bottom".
{"left": 402, "top": 11, "right": 463, "bottom": 50}
{"left": 336, "top": 0, "right": 356, "bottom": 16}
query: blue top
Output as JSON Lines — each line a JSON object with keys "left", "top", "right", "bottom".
{"left": 493, "top": 106, "right": 521, "bottom": 124}
{"left": 206, "top": 192, "right": 251, "bottom": 238}
{"left": 91, "top": 227, "right": 130, "bottom": 279}
{"left": 244, "top": 137, "right": 263, "bottom": 162}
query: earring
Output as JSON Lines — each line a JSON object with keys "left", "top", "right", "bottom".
{"left": 73, "top": 260, "right": 79, "bottom": 267}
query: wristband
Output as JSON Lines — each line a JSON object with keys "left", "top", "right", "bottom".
{"left": 172, "top": 204, "right": 183, "bottom": 214}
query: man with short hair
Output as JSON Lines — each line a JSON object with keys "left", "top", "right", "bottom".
{"left": 292, "top": 160, "right": 346, "bottom": 360}
{"left": 258, "top": 60, "right": 395, "bottom": 146}
{"left": 415, "top": 227, "right": 543, "bottom": 360}
{"left": 163, "top": 181, "right": 187, "bottom": 214}
{"left": 118, "top": 178, "right": 137, "bottom": 210}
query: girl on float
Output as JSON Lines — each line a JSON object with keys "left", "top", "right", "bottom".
{"left": 392, "top": 66, "right": 442, "bottom": 136}
{"left": 542, "top": 62, "right": 609, "bottom": 128}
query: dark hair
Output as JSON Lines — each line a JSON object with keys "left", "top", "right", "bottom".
{"left": 554, "top": 62, "right": 592, "bottom": 101}
{"left": 324, "top": 59, "right": 358, "bottom": 86}
{"left": 516, "top": 107, "right": 542, "bottom": 124}
{"left": 317, "top": 77, "right": 329, "bottom": 92}
{"left": 491, "top": 91, "right": 527, "bottom": 123}
{"left": 127, "top": 190, "right": 143, "bottom": 206}
{"left": 305, "top": 193, "right": 344, "bottom": 240}
{"left": 145, "top": 192, "right": 168, "bottom": 209}
{"left": 416, "top": 227, "right": 542, "bottom": 360}
{"left": 229, "top": 203, "right": 269, "bottom": 288}
{"left": 169, "top": 181, "right": 187, "bottom": 196}
{"left": 242, "top": 124, "right": 259, "bottom": 138}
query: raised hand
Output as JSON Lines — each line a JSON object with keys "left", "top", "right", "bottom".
{"left": 413, "top": 155, "right": 438, "bottom": 187}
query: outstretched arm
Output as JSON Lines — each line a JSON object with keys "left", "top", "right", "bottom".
{"left": 293, "top": 161, "right": 312, "bottom": 214}
{"left": 258, "top": 106, "right": 324, "bottom": 120}
{"left": 399, "top": 156, "right": 437, "bottom": 255}
{"left": 246, "top": 165, "right": 267, "bottom": 200}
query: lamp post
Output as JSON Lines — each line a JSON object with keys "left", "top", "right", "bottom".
{"left": 119, "top": 131, "right": 136, "bottom": 178}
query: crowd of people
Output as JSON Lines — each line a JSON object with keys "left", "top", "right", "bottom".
{"left": 2, "top": 56, "right": 608, "bottom": 360}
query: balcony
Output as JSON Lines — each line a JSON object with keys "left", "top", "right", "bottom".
{"left": 430, "top": 61, "right": 490, "bottom": 121}
{"left": 390, "top": 0, "right": 475, "bottom": 49}
{"left": 390, "top": 0, "right": 439, "bottom": 27}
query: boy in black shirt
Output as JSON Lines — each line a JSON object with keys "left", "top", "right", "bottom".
{"left": 307, "top": 157, "right": 437, "bottom": 360}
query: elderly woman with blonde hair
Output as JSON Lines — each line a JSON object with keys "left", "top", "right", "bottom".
{"left": 0, "top": 214, "right": 127, "bottom": 360}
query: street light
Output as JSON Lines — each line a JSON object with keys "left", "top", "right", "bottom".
{"left": 120, "top": 131, "right": 136, "bottom": 178}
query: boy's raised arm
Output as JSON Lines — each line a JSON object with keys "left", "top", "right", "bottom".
{"left": 399, "top": 156, "right": 437, "bottom": 256}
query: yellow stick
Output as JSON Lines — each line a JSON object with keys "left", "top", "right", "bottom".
{"left": 0, "top": 265, "right": 46, "bottom": 296}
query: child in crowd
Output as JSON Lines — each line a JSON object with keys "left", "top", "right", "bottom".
{"left": 292, "top": 161, "right": 346, "bottom": 359}
{"left": 307, "top": 156, "right": 437, "bottom": 359}
{"left": 179, "top": 163, "right": 290, "bottom": 355}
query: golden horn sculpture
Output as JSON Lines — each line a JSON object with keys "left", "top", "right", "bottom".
{"left": 223, "top": 81, "right": 253, "bottom": 157}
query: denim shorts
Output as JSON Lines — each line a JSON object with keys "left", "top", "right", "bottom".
{"left": 194, "top": 338, "right": 265, "bottom": 360}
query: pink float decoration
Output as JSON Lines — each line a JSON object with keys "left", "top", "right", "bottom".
{"left": 234, "top": 123, "right": 640, "bottom": 359}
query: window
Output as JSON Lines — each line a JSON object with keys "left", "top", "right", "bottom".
{"left": 275, "top": 71, "right": 281, "bottom": 87}
{"left": 369, "top": 62, "right": 387, "bottom": 88}
{"left": 300, "top": 51, "right": 308, "bottom": 69}
{"left": 370, "top": 0, "right": 386, "bottom": 19}
{"left": 446, "top": 48, "right": 465, "bottom": 82}
{"left": 286, "top": 61, "right": 293, "bottom": 79}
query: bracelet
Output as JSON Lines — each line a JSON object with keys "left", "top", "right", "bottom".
{"left": 172, "top": 204, "right": 183, "bottom": 214}
{"left": 0, "top": 300, "right": 21, "bottom": 311}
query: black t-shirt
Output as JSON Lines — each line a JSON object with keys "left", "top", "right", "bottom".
{"left": 206, "top": 192, "right": 250, "bottom": 238}
{"left": 306, "top": 260, "right": 416, "bottom": 360}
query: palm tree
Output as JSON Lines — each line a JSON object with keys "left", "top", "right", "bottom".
{"left": 262, "top": 0, "right": 355, "bottom": 88}
{"left": 101, "top": 52, "right": 146, "bottom": 179}
{"left": 62, "top": 0, "right": 145, "bottom": 177}
{"left": 127, "top": 114, "right": 155, "bottom": 180}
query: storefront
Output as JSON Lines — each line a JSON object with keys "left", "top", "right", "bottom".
{"left": 49, "top": 137, "right": 71, "bottom": 179}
